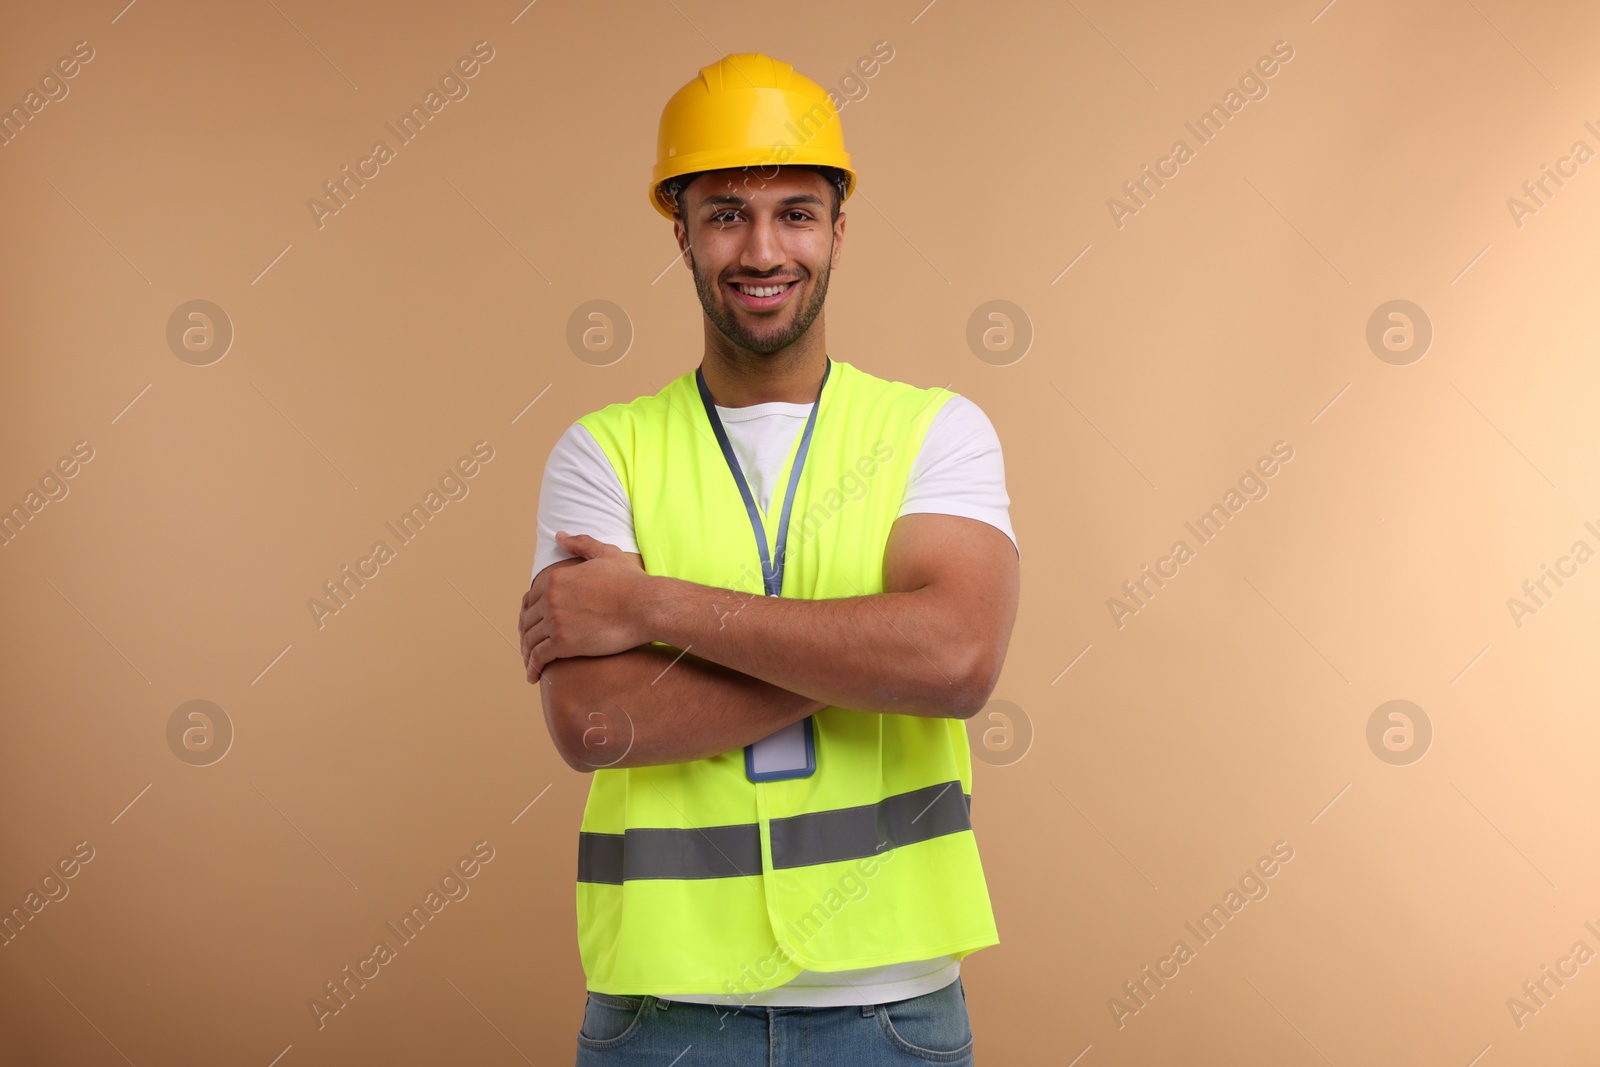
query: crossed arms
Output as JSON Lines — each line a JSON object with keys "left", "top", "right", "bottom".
{"left": 517, "top": 513, "right": 1020, "bottom": 772}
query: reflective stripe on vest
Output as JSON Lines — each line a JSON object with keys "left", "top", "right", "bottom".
{"left": 577, "top": 781, "right": 974, "bottom": 884}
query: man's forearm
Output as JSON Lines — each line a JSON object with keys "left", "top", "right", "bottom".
{"left": 638, "top": 577, "right": 984, "bottom": 718}
{"left": 541, "top": 642, "right": 826, "bottom": 771}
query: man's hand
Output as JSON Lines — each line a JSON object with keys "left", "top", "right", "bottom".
{"left": 520, "top": 532, "right": 652, "bottom": 683}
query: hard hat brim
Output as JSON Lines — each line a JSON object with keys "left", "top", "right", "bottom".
{"left": 650, "top": 155, "right": 857, "bottom": 220}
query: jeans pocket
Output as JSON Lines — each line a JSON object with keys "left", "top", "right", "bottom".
{"left": 577, "top": 991, "right": 650, "bottom": 1051}
{"left": 876, "top": 978, "right": 974, "bottom": 1063}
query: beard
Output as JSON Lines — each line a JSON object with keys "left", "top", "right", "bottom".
{"left": 688, "top": 246, "right": 832, "bottom": 356}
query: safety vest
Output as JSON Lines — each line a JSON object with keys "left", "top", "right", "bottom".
{"left": 572, "top": 357, "right": 999, "bottom": 996}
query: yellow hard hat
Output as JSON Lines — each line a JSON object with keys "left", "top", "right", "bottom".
{"left": 649, "top": 52, "right": 856, "bottom": 220}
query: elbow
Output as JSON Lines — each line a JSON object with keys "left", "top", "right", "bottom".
{"left": 547, "top": 698, "right": 593, "bottom": 773}
{"left": 540, "top": 665, "right": 597, "bottom": 773}
{"left": 541, "top": 657, "right": 643, "bottom": 771}
{"left": 553, "top": 723, "right": 596, "bottom": 773}
{"left": 951, "top": 648, "right": 1002, "bottom": 720}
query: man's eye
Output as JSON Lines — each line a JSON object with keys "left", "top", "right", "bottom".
{"left": 708, "top": 210, "right": 814, "bottom": 223}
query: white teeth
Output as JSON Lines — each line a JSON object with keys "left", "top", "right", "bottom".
{"left": 737, "top": 282, "right": 790, "bottom": 297}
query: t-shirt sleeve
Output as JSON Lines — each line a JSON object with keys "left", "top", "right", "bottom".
{"left": 897, "top": 396, "right": 1019, "bottom": 558}
{"left": 530, "top": 422, "right": 639, "bottom": 583}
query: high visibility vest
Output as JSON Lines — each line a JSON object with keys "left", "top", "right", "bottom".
{"left": 572, "top": 357, "right": 999, "bottom": 996}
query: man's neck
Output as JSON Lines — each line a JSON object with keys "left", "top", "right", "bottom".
{"left": 699, "top": 334, "right": 828, "bottom": 407}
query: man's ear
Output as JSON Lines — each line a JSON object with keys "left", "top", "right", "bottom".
{"left": 674, "top": 215, "right": 690, "bottom": 255}
{"left": 830, "top": 211, "right": 846, "bottom": 268}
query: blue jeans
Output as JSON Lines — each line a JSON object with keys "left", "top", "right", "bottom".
{"left": 573, "top": 976, "right": 975, "bottom": 1065}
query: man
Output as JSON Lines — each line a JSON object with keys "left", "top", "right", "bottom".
{"left": 518, "top": 52, "right": 1020, "bottom": 1065}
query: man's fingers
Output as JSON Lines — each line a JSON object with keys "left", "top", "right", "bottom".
{"left": 557, "top": 531, "right": 618, "bottom": 560}
{"left": 519, "top": 584, "right": 542, "bottom": 643}
{"left": 530, "top": 635, "right": 557, "bottom": 679}
{"left": 524, "top": 631, "right": 548, "bottom": 684}
{"left": 517, "top": 593, "right": 533, "bottom": 642}
{"left": 522, "top": 613, "right": 547, "bottom": 667}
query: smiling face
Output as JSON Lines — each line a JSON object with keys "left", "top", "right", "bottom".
{"left": 673, "top": 166, "right": 846, "bottom": 357}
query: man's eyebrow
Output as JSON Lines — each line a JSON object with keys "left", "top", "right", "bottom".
{"left": 699, "top": 193, "right": 827, "bottom": 210}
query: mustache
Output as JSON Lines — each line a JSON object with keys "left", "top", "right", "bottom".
{"left": 722, "top": 270, "right": 805, "bottom": 283}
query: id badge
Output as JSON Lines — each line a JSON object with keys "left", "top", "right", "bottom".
{"left": 745, "top": 715, "right": 816, "bottom": 782}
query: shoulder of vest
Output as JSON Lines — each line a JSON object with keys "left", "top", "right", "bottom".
{"left": 571, "top": 373, "right": 697, "bottom": 497}
{"left": 574, "top": 370, "right": 695, "bottom": 440}
{"left": 829, "top": 359, "right": 960, "bottom": 424}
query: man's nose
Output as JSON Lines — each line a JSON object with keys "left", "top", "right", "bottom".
{"left": 741, "top": 215, "right": 784, "bottom": 272}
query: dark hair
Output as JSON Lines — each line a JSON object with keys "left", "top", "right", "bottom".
{"left": 665, "top": 165, "right": 849, "bottom": 223}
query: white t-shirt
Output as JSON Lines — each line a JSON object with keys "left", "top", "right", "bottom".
{"left": 532, "top": 391, "right": 1018, "bottom": 1007}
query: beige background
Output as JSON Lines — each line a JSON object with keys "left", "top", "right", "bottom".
{"left": 3, "top": 0, "right": 1599, "bottom": 1063}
